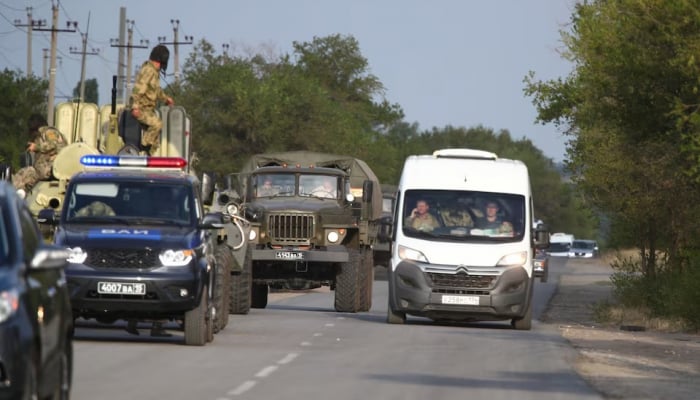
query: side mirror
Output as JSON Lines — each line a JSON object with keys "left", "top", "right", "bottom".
{"left": 362, "top": 180, "right": 373, "bottom": 203}
{"left": 533, "top": 223, "right": 550, "bottom": 249}
{"left": 37, "top": 208, "right": 59, "bottom": 226}
{"left": 377, "top": 215, "right": 393, "bottom": 242}
{"left": 200, "top": 212, "right": 224, "bottom": 229}
{"left": 201, "top": 172, "right": 215, "bottom": 206}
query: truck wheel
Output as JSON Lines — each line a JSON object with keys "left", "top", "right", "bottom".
{"left": 357, "top": 248, "right": 374, "bottom": 312}
{"left": 213, "top": 245, "right": 232, "bottom": 332}
{"left": 184, "top": 287, "right": 208, "bottom": 346}
{"left": 230, "top": 245, "right": 252, "bottom": 314}
{"left": 387, "top": 303, "right": 406, "bottom": 324}
{"left": 335, "top": 248, "right": 360, "bottom": 312}
{"left": 251, "top": 283, "right": 268, "bottom": 309}
{"left": 511, "top": 299, "right": 533, "bottom": 331}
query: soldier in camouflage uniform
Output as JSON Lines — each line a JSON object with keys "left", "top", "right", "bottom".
{"left": 12, "top": 114, "right": 67, "bottom": 192}
{"left": 129, "top": 45, "right": 174, "bottom": 155}
{"left": 74, "top": 201, "right": 116, "bottom": 217}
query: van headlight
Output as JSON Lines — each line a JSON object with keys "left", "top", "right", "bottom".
{"left": 398, "top": 245, "right": 428, "bottom": 263}
{"left": 159, "top": 249, "right": 194, "bottom": 266}
{"left": 497, "top": 251, "right": 527, "bottom": 267}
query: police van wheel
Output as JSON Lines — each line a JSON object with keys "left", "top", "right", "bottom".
{"left": 387, "top": 304, "right": 406, "bottom": 324}
{"left": 184, "top": 287, "right": 208, "bottom": 346}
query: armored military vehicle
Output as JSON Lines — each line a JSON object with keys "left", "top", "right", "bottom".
{"left": 214, "top": 151, "right": 383, "bottom": 313}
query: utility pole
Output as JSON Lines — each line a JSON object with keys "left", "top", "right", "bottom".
{"left": 42, "top": 48, "right": 62, "bottom": 79}
{"left": 116, "top": 7, "right": 126, "bottom": 104}
{"left": 158, "top": 19, "right": 193, "bottom": 84}
{"left": 69, "top": 20, "right": 100, "bottom": 102}
{"left": 34, "top": 1, "right": 77, "bottom": 125}
{"left": 14, "top": 7, "right": 46, "bottom": 77}
{"left": 110, "top": 19, "right": 149, "bottom": 102}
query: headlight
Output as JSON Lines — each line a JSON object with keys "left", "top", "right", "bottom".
{"left": 67, "top": 247, "right": 88, "bottom": 263}
{"left": 226, "top": 204, "right": 238, "bottom": 215}
{"left": 398, "top": 245, "right": 428, "bottom": 263}
{"left": 497, "top": 251, "right": 527, "bottom": 267}
{"left": 248, "top": 228, "right": 257, "bottom": 241}
{"left": 0, "top": 289, "right": 20, "bottom": 324}
{"left": 159, "top": 249, "right": 194, "bottom": 266}
{"left": 327, "top": 231, "right": 339, "bottom": 243}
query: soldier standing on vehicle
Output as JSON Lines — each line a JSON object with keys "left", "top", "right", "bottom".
{"left": 12, "top": 114, "right": 67, "bottom": 192}
{"left": 129, "top": 45, "right": 174, "bottom": 155}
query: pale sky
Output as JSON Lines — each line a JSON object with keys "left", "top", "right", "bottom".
{"left": 0, "top": 0, "right": 575, "bottom": 162}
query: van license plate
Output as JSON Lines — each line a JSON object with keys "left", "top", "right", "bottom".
{"left": 275, "top": 251, "right": 304, "bottom": 260}
{"left": 441, "top": 295, "right": 479, "bottom": 305}
{"left": 97, "top": 282, "right": 146, "bottom": 295}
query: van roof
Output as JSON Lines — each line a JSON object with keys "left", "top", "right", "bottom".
{"left": 400, "top": 149, "right": 530, "bottom": 194}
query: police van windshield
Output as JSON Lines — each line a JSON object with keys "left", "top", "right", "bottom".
{"left": 402, "top": 190, "right": 526, "bottom": 242}
{"left": 65, "top": 182, "right": 194, "bottom": 224}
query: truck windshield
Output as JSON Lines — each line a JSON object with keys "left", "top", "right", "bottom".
{"left": 254, "top": 174, "right": 295, "bottom": 197}
{"left": 299, "top": 175, "right": 339, "bottom": 199}
{"left": 65, "top": 182, "right": 194, "bottom": 224}
{"left": 402, "top": 190, "right": 526, "bottom": 242}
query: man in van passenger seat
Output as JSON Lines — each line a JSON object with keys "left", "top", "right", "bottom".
{"left": 476, "top": 201, "right": 513, "bottom": 233}
{"left": 406, "top": 199, "right": 440, "bottom": 232}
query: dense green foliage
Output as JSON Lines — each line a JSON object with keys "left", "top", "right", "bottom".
{"left": 0, "top": 69, "right": 47, "bottom": 168}
{"left": 72, "top": 78, "right": 99, "bottom": 104}
{"left": 525, "top": 0, "right": 700, "bottom": 328}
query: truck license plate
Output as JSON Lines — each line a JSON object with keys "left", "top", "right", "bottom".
{"left": 275, "top": 251, "right": 304, "bottom": 260}
{"left": 97, "top": 282, "right": 146, "bottom": 295}
{"left": 441, "top": 295, "right": 479, "bottom": 305}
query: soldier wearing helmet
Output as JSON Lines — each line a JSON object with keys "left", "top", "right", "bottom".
{"left": 129, "top": 44, "right": 174, "bottom": 155}
{"left": 12, "top": 114, "right": 67, "bottom": 192}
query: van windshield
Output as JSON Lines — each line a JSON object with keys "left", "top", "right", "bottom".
{"left": 402, "top": 190, "right": 526, "bottom": 242}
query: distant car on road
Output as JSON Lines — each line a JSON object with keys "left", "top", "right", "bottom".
{"left": 532, "top": 249, "right": 549, "bottom": 282}
{"left": 0, "top": 181, "right": 73, "bottom": 399}
{"left": 568, "top": 239, "right": 599, "bottom": 258}
{"left": 547, "top": 232, "right": 574, "bottom": 257}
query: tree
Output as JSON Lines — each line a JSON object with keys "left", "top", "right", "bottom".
{"left": 72, "top": 78, "right": 99, "bottom": 103}
{"left": 0, "top": 69, "right": 47, "bottom": 169}
{"left": 525, "top": 1, "right": 700, "bottom": 276}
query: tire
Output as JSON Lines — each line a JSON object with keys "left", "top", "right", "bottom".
{"left": 357, "top": 248, "right": 374, "bottom": 312}
{"left": 334, "top": 248, "right": 360, "bottom": 312}
{"left": 48, "top": 337, "right": 72, "bottom": 400}
{"left": 21, "top": 360, "right": 38, "bottom": 400}
{"left": 230, "top": 245, "right": 252, "bottom": 314}
{"left": 213, "top": 245, "right": 232, "bottom": 333}
{"left": 511, "top": 298, "right": 533, "bottom": 330}
{"left": 387, "top": 303, "right": 406, "bottom": 324}
{"left": 184, "top": 286, "right": 208, "bottom": 346}
{"left": 251, "top": 283, "right": 268, "bottom": 309}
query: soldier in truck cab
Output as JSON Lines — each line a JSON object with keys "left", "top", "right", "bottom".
{"left": 310, "top": 177, "right": 337, "bottom": 198}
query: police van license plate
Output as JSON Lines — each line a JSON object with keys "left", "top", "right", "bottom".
{"left": 441, "top": 295, "right": 479, "bottom": 305}
{"left": 275, "top": 251, "right": 304, "bottom": 260}
{"left": 97, "top": 282, "right": 146, "bottom": 295}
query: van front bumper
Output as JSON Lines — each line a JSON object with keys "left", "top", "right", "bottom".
{"left": 388, "top": 260, "right": 532, "bottom": 321}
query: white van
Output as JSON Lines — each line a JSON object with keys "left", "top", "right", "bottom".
{"left": 386, "top": 149, "right": 549, "bottom": 330}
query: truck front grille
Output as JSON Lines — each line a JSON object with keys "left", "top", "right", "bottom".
{"left": 86, "top": 249, "right": 159, "bottom": 269}
{"left": 268, "top": 214, "right": 314, "bottom": 243}
{"left": 427, "top": 271, "right": 495, "bottom": 293}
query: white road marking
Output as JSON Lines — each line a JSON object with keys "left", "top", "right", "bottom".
{"left": 313, "top": 332, "right": 323, "bottom": 337}
{"left": 278, "top": 352, "right": 299, "bottom": 365}
{"left": 301, "top": 341, "right": 312, "bottom": 346}
{"left": 255, "top": 365, "right": 278, "bottom": 378}
{"left": 228, "top": 380, "right": 256, "bottom": 396}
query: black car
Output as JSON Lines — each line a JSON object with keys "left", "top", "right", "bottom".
{"left": 39, "top": 155, "right": 233, "bottom": 346}
{"left": 0, "top": 181, "right": 73, "bottom": 399}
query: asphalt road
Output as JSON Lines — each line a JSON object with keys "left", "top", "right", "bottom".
{"left": 71, "top": 257, "right": 603, "bottom": 400}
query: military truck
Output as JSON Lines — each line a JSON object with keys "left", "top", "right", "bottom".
{"left": 216, "top": 151, "right": 382, "bottom": 313}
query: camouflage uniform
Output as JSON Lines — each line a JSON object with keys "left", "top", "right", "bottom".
{"left": 74, "top": 201, "right": 116, "bottom": 217}
{"left": 129, "top": 60, "right": 169, "bottom": 152}
{"left": 440, "top": 209, "right": 474, "bottom": 227}
{"left": 12, "top": 126, "right": 67, "bottom": 191}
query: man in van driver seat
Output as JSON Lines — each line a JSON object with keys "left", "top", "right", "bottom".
{"left": 406, "top": 199, "right": 440, "bottom": 232}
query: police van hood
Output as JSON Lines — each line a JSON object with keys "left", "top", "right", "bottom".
{"left": 55, "top": 224, "right": 202, "bottom": 249}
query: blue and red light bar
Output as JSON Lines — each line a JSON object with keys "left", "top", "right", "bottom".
{"left": 80, "top": 155, "right": 188, "bottom": 168}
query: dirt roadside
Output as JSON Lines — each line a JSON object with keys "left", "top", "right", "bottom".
{"left": 541, "top": 257, "right": 700, "bottom": 399}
